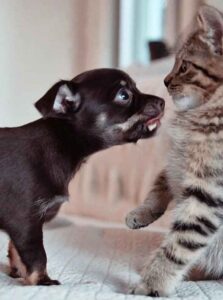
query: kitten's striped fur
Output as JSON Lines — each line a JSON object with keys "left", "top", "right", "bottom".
{"left": 126, "top": 5, "right": 223, "bottom": 296}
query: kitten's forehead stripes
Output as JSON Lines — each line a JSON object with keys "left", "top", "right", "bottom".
{"left": 190, "top": 61, "right": 222, "bottom": 82}
{"left": 189, "top": 80, "right": 209, "bottom": 90}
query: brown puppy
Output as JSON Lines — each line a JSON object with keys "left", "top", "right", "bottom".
{"left": 0, "top": 68, "right": 164, "bottom": 285}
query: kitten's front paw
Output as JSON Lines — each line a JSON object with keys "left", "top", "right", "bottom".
{"left": 130, "top": 282, "right": 160, "bottom": 297}
{"left": 125, "top": 206, "right": 160, "bottom": 229}
{"left": 130, "top": 274, "right": 171, "bottom": 297}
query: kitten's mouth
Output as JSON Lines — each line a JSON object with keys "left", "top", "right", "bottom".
{"left": 172, "top": 95, "right": 199, "bottom": 110}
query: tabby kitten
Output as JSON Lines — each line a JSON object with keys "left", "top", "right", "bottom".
{"left": 126, "top": 5, "right": 223, "bottom": 297}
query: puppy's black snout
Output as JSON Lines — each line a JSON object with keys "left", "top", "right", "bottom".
{"left": 143, "top": 96, "right": 165, "bottom": 117}
{"left": 156, "top": 98, "right": 165, "bottom": 112}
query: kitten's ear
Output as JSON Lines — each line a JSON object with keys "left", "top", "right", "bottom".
{"left": 35, "top": 81, "right": 81, "bottom": 116}
{"left": 197, "top": 5, "right": 223, "bottom": 55}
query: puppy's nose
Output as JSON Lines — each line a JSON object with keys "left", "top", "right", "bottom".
{"left": 156, "top": 98, "right": 165, "bottom": 111}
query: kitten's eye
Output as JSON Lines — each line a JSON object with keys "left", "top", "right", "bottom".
{"left": 114, "top": 88, "right": 133, "bottom": 105}
{"left": 180, "top": 61, "right": 189, "bottom": 73}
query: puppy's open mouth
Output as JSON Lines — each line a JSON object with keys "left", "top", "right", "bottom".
{"left": 145, "top": 114, "right": 162, "bottom": 132}
{"left": 109, "top": 109, "right": 164, "bottom": 145}
{"left": 124, "top": 112, "right": 164, "bottom": 143}
{"left": 141, "top": 112, "right": 164, "bottom": 137}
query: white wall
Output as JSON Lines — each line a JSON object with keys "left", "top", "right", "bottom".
{"left": 119, "top": 0, "right": 165, "bottom": 67}
{"left": 0, "top": 0, "right": 118, "bottom": 126}
{"left": 205, "top": 0, "right": 223, "bottom": 10}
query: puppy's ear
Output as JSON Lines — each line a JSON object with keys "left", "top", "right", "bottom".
{"left": 35, "top": 81, "right": 81, "bottom": 116}
{"left": 197, "top": 5, "right": 223, "bottom": 55}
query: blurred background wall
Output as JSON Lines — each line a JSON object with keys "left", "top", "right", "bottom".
{"left": 0, "top": 0, "right": 207, "bottom": 127}
{"left": 0, "top": 0, "right": 119, "bottom": 126}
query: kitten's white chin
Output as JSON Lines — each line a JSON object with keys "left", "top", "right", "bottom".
{"left": 173, "top": 95, "right": 198, "bottom": 111}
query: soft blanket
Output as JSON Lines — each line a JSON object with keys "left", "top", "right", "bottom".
{"left": 0, "top": 216, "right": 222, "bottom": 300}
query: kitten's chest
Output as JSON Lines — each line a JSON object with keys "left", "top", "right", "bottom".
{"left": 165, "top": 126, "right": 187, "bottom": 194}
{"left": 167, "top": 117, "right": 223, "bottom": 193}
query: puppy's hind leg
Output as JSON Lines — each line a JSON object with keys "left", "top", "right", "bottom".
{"left": 126, "top": 170, "right": 172, "bottom": 229}
{"left": 8, "top": 222, "right": 60, "bottom": 285}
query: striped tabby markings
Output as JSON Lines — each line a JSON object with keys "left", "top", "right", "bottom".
{"left": 214, "top": 211, "right": 223, "bottom": 222}
{"left": 190, "top": 121, "right": 223, "bottom": 134}
{"left": 177, "top": 238, "right": 206, "bottom": 251}
{"left": 199, "top": 109, "right": 223, "bottom": 119}
{"left": 187, "top": 165, "right": 223, "bottom": 178}
{"left": 183, "top": 186, "right": 223, "bottom": 207}
{"left": 190, "top": 61, "right": 221, "bottom": 82}
{"left": 196, "top": 216, "right": 217, "bottom": 233}
{"left": 172, "top": 221, "right": 208, "bottom": 236}
{"left": 163, "top": 247, "right": 186, "bottom": 266}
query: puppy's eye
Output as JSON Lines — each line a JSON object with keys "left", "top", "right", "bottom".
{"left": 114, "top": 88, "right": 133, "bottom": 105}
{"left": 180, "top": 61, "right": 189, "bottom": 74}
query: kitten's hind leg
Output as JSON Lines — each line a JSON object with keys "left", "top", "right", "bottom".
{"left": 195, "top": 226, "right": 223, "bottom": 280}
{"left": 126, "top": 170, "right": 172, "bottom": 229}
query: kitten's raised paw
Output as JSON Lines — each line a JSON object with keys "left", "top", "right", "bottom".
{"left": 125, "top": 207, "right": 156, "bottom": 229}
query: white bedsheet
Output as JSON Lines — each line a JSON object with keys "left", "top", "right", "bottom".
{"left": 0, "top": 216, "right": 223, "bottom": 300}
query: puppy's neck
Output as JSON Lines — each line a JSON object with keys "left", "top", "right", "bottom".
{"left": 42, "top": 117, "right": 105, "bottom": 155}
{"left": 17, "top": 117, "right": 105, "bottom": 195}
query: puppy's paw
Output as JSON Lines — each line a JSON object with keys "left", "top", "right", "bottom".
{"left": 37, "top": 279, "right": 60, "bottom": 286}
{"left": 130, "top": 282, "right": 160, "bottom": 297}
{"left": 125, "top": 206, "right": 158, "bottom": 229}
{"left": 37, "top": 277, "right": 61, "bottom": 286}
{"left": 9, "top": 267, "right": 21, "bottom": 279}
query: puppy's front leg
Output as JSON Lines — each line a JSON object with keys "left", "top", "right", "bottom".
{"left": 8, "top": 240, "right": 22, "bottom": 278}
{"left": 8, "top": 223, "right": 59, "bottom": 285}
{"left": 132, "top": 192, "right": 221, "bottom": 296}
{"left": 126, "top": 170, "right": 172, "bottom": 229}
